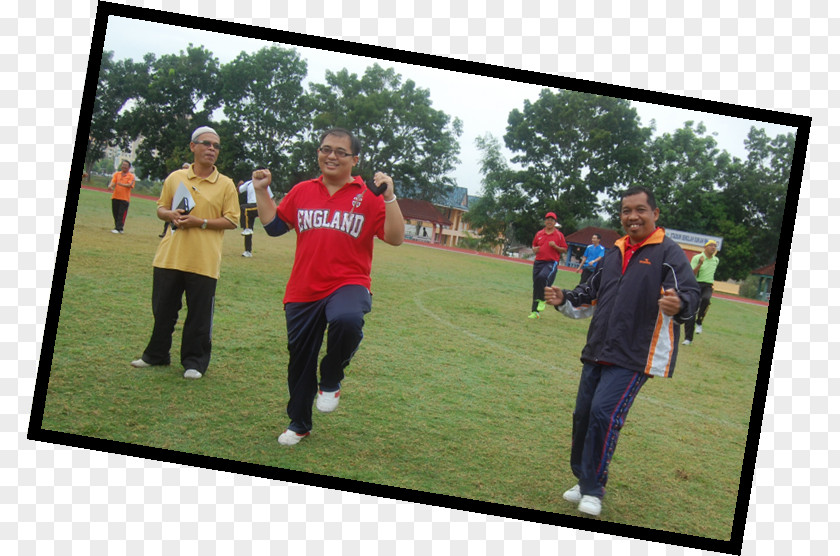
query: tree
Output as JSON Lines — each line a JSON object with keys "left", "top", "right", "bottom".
{"left": 714, "top": 127, "right": 796, "bottom": 279}
{"left": 504, "top": 89, "right": 651, "bottom": 225}
{"left": 463, "top": 134, "right": 531, "bottom": 249}
{"left": 212, "top": 47, "right": 311, "bottom": 191}
{"left": 635, "top": 121, "right": 730, "bottom": 232}
{"left": 118, "top": 46, "right": 221, "bottom": 180}
{"left": 636, "top": 123, "right": 795, "bottom": 281}
{"left": 85, "top": 51, "right": 141, "bottom": 177}
{"left": 308, "top": 64, "right": 463, "bottom": 200}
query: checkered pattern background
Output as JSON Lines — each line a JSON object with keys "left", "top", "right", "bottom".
{"left": 3, "top": 0, "right": 835, "bottom": 554}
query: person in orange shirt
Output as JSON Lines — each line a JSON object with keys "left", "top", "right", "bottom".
{"left": 107, "top": 159, "right": 136, "bottom": 234}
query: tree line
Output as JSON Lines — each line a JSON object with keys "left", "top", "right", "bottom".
{"left": 464, "top": 89, "right": 796, "bottom": 281}
{"left": 86, "top": 45, "right": 463, "bottom": 201}
{"left": 88, "top": 46, "right": 794, "bottom": 281}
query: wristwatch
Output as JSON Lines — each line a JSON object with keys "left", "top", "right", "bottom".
{"left": 201, "top": 219, "right": 208, "bottom": 229}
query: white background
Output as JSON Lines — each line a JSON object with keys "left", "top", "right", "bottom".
{"left": 3, "top": 1, "right": 834, "bottom": 554}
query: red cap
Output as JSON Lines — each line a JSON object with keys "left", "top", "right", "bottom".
{"left": 545, "top": 212, "right": 557, "bottom": 220}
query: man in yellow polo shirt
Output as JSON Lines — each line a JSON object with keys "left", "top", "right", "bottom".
{"left": 130, "top": 126, "right": 240, "bottom": 378}
{"left": 683, "top": 240, "right": 720, "bottom": 345}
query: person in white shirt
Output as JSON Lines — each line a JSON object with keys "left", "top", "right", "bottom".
{"left": 238, "top": 178, "right": 272, "bottom": 257}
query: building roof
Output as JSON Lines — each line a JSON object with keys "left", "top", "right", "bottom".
{"left": 751, "top": 262, "right": 775, "bottom": 277}
{"left": 434, "top": 186, "right": 470, "bottom": 210}
{"left": 564, "top": 226, "right": 622, "bottom": 247}
{"left": 399, "top": 198, "right": 452, "bottom": 226}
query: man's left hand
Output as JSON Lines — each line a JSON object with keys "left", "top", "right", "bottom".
{"left": 658, "top": 289, "right": 682, "bottom": 316}
{"left": 373, "top": 172, "right": 395, "bottom": 200}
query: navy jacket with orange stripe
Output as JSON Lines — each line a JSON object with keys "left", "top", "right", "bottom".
{"left": 557, "top": 228, "right": 700, "bottom": 378}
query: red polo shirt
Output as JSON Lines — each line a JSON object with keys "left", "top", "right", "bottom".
{"left": 532, "top": 228, "right": 568, "bottom": 262}
{"left": 276, "top": 175, "right": 386, "bottom": 303}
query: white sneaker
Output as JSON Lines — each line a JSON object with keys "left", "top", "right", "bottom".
{"left": 242, "top": 251, "right": 252, "bottom": 257}
{"left": 183, "top": 369, "right": 202, "bottom": 379}
{"left": 696, "top": 324, "right": 703, "bottom": 334}
{"left": 562, "top": 484, "right": 582, "bottom": 503}
{"left": 316, "top": 389, "right": 341, "bottom": 413}
{"left": 578, "top": 495, "right": 602, "bottom": 516}
{"left": 682, "top": 339, "right": 691, "bottom": 345}
{"left": 278, "top": 429, "right": 310, "bottom": 446}
{"left": 130, "top": 358, "right": 152, "bottom": 368}
{"left": 111, "top": 229, "right": 120, "bottom": 234}
{"left": 241, "top": 228, "right": 253, "bottom": 236}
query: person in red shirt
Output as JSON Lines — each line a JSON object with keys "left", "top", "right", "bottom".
{"left": 250, "top": 128, "right": 405, "bottom": 446}
{"left": 107, "top": 159, "right": 136, "bottom": 233}
{"left": 529, "top": 212, "right": 567, "bottom": 318}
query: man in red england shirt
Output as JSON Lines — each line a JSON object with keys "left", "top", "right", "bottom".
{"left": 251, "top": 128, "right": 405, "bottom": 446}
{"left": 529, "top": 212, "right": 567, "bottom": 319}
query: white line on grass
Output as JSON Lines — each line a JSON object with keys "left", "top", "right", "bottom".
{"left": 413, "top": 286, "right": 747, "bottom": 430}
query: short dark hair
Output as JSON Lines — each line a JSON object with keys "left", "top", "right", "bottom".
{"left": 621, "top": 185, "right": 657, "bottom": 211}
{"left": 320, "top": 128, "right": 361, "bottom": 156}
{"left": 593, "top": 233, "right": 601, "bottom": 240}
{"left": 120, "top": 159, "right": 131, "bottom": 168}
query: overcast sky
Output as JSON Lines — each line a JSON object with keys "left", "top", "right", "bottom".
{"left": 103, "top": 16, "right": 797, "bottom": 196}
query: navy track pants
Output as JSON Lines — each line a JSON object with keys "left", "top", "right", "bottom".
{"left": 532, "top": 260, "right": 559, "bottom": 311}
{"left": 284, "top": 285, "right": 372, "bottom": 434}
{"left": 571, "top": 363, "right": 648, "bottom": 498}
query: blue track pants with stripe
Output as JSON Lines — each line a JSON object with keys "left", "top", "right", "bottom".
{"left": 571, "top": 363, "right": 648, "bottom": 498}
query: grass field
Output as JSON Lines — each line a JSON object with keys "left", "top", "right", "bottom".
{"left": 41, "top": 188, "right": 767, "bottom": 541}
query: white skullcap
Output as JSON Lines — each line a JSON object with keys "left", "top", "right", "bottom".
{"left": 191, "top": 126, "right": 218, "bottom": 142}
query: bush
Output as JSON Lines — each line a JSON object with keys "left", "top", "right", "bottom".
{"left": 739, "top": 274, "right": 761, "bottom": 299}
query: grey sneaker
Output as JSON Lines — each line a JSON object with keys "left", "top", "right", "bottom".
{"left": 562, "top": 484, "right": 582, "bottom": 503}
{"left": 578, "top": 495, "right": 602, "bottom": 516}
{"left": 183, "top": 369, "right": 202, "bottom": 379}
{"left": 278, "top": 429, "right": 310, "bottom": 446}
{"left": 696, "top": 324, "right": 703, "bottom": 334}
{"left": 682, "top": 339, "right": 691, "bottom": 345}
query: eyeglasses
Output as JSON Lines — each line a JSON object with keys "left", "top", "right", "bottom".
{"left": 318, "top": 146, "right": 355, "bottom": 158}
{"left": 194, "top": 140, "right": 221, "bottom": 150}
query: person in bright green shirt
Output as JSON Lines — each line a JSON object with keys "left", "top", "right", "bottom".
{"left": 683, "top": 240, "right": 720, "bottom": 344}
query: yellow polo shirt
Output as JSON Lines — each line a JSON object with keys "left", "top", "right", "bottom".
{"left": 153, "top": 166, "right": 240, "bottom": 279}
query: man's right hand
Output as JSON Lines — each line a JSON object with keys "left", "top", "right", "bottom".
{"left": 544, "top": 286, "right": 565, "bottom": 306}
{"left": 252, "top": 169, "right": 272, "bottom": 190}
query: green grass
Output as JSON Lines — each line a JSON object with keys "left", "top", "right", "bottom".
{"left": 42, "top": 189, "right": 767, "bottom": 540}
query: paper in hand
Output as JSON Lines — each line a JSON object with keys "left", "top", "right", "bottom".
{"left": 171, "top": 182, "right": 195, "bottom": 230}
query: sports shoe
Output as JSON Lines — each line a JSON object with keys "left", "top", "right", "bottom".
{"left": 241, "top": 228, "right": 253, "bottom": 236}
{"left": 278, "top": 429, "right": 310, "bottom": 446}
{"left": 183, "top": 369, "right": 202, "bottom": 379}
{"left": 316, "top": 389, "right": 341, "bottom": 413}
{"left": 578, "top": 495, "right": 602, "bottom": 516}
{"left": 682, "top": 339, "right": 691, "bottom": 345}
{"left": 130, "top": 358, "right": 152, "bottom": 368}
{"left": 111, "top": 229, "right": 120, "bottom": 234}
{"left": 242, "top": 251, "right": 252, "bottom": 257}
{"left": 562, "top": 484, "right": 582, "bottom": 503}
{"left": 537, "top": 300, "right": 546, "bottom": 312}
{"left": 527, "top": 311, "right": 540, "bottom": 319}
{"left": 696, "top": 324, "right": 703, "bottom": 334}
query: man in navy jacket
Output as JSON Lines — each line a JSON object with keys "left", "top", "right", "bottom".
{"left": 545, "top": 185, "right": 700, "bottom": 517}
